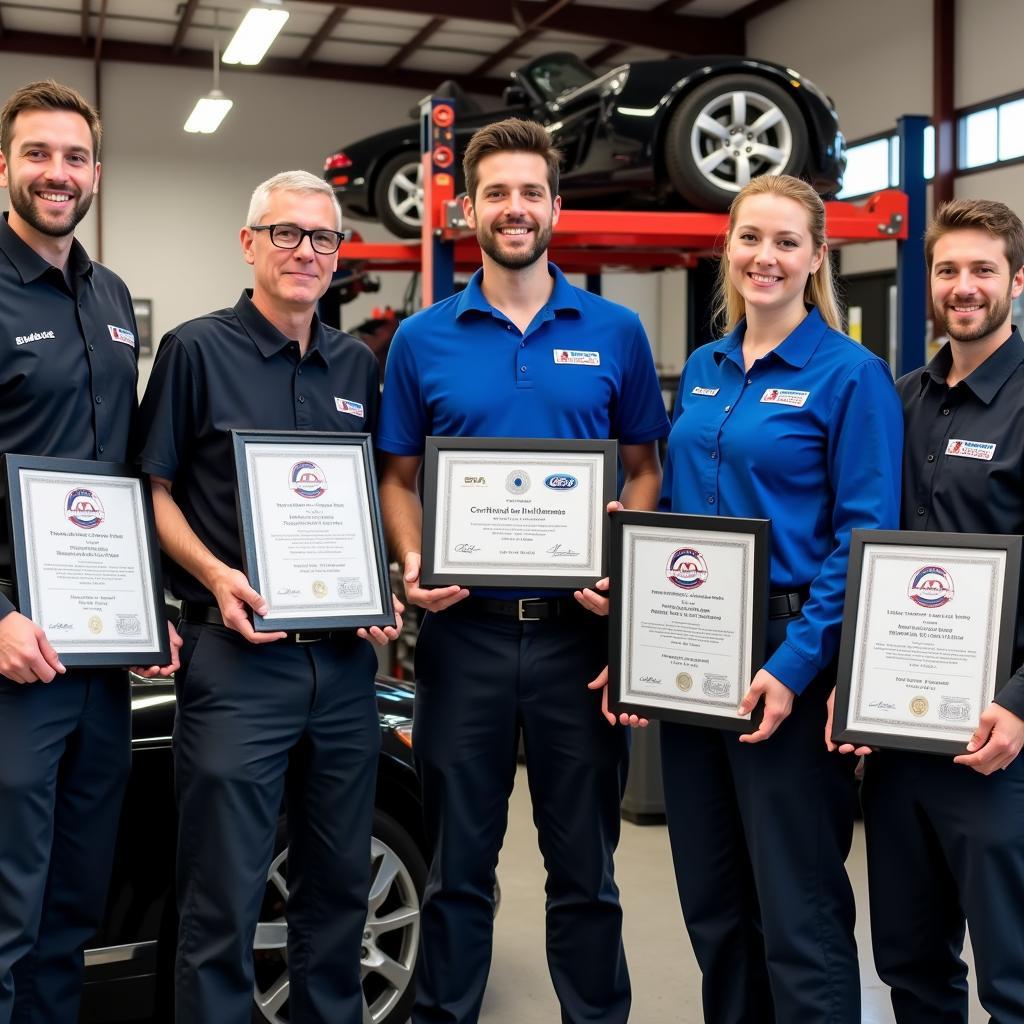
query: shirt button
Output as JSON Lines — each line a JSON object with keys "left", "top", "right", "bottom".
{"left": 746, "top": 377, "right": 752, "bottom": 384}
{"left": 297, "top": 368, "right": 303, "bottom": 375}
{"left": 297, "top": 395, "right": 306, "bottom": 404}
{"left": 520, "top": 365, "right": 527, "bottom": 372}
{"left": 94, "top": 394, "right": 102, "bottom": 404}
{"left": 724, "top": 405, "right": 731, "bottom": 412}
{"left": 926, "top": 453, "right": 935, "bottom": 462}
{"left": 942, "top": 408, "right": 950, "bottom": 415}
{"left": 707, "top": 495, "right": 715, "bottom": 504}
{"left": 520, "top": 342, "right": 526, "bottom": 348}
{"left": 88, "top": 344, "right": 95, "bottom": 351}
{"left": 916, "top": 506, "right": 926, "bottom": 516}
{"left": 98, "top": 445, "right": 105, "bottom": 454}
{"left": 506, "top": 324, "right": 512, "bottom": 331}
{"left": 710, "top": 452, "right": 717, "bottom": 459}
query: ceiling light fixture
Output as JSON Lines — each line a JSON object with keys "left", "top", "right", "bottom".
{"left": 184, "top": 14, "right": 233, "bottom": 134}
{"left": 221, "top": 4, "right": 290, "bottom": 66}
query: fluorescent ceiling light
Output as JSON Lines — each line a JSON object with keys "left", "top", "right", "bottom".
{"left": 222, "top": 7, "right": 289, "bottom": 65}
{"left": 184, "top": 90, "right": 234, "bottom": 133}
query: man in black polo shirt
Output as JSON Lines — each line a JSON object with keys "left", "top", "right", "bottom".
{"left": 0, "top": 80, "right": 179, "bottom": 1023}
{"left": 833, "top": 199, "right": 1024, "bottom": 1023}
{"left": 137, "top": 170, "right": 400, "bottom": 1024}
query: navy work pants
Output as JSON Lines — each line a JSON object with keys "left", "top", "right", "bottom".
{"left": 411, "top": 604, "right": 631, "bottom": 1024}
{"left": 862, "top": 749, "right": 1024, "bottom": 1024}
{"left": 0, "top": 669, "right": 130, "bottom": 1024}
{"left": 660, "top": 617, "right": 860, "bottom": 1024}
{"left": 173, "top": 622, "right": 380, "bottom": 1024}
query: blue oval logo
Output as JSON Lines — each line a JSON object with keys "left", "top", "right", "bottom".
{"left": 544, "top": 474, "right": 578, "bottom": 489}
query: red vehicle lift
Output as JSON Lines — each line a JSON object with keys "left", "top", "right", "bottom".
{"left": 334, "top": 98, "right": 927, "bottom": 374}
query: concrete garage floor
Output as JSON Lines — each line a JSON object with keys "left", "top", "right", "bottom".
{"left": 480, "top": 765, "right": 986, "bottom": 1024}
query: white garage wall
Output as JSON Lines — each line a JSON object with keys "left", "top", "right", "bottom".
{"left": 1, "top": 53, "right": 428, "bottom": 388}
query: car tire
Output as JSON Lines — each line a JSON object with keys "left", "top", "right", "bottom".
{"left": 374, "top": 152, "right": 424, "bottom": 238}
{"left": 251, "top": 810, "right": 427, "bottom": 1024}
{"left": 663, "top": 73, "right": 809, "bottom": 210}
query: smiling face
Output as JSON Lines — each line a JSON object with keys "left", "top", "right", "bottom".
{"left": 0, "top": 108, "right": 99, "bottom": 241}
{"left": 930, "top": 227, "right": 1024, "bottom": 348}
{"left": 240, "top": 189, "right": 339, "bottom": 315}
{"left": 726, "top": 192, "right": 825, "bottom": 323}
{"left": 463, "top": 150, "right": 561, "bottom": 271}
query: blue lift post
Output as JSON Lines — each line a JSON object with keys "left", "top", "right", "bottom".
{"left": 896, "top": 114, "right": 929, "bottom": 376}
{"left": 420, "top": 95, "right": 456, "bottom": 305}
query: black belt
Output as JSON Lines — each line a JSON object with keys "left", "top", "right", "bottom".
{"left": 179, "top": 601, "right": 337, "bottom": 644}
{"left": 768, "top": 590, "right": 808, "bottom": 618}
{"left": 458, "top": 595, "right": 586, "bottom": 623}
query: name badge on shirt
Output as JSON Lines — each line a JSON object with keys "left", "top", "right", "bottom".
{"left": 945, "top": 438, "right": 996, "bottom": 460}
{"left": 760, "top": 388, "right": 809, "bottom": 407}
{"left": 691, "top": 386, "right": 720, "bottom": 397}
{"left": 553, "top": 349, "right": 600, "bottom": 366}
{"left": 108, "top": 325, "right": 135, "bottom": 347}
{"left": 335, "top": 397, "right": 365, "bottom": 418}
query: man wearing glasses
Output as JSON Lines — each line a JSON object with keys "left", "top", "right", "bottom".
{"left": 136, "top": 170, "right": 401, "bottom": 1024}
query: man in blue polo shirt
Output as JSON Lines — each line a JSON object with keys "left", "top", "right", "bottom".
{"left": 378, "top": 118, "right": 669, "bottom": 1023}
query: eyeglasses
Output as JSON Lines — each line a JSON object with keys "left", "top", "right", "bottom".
{"left": 250, "top": 223, "right": 344, "bottom": 254}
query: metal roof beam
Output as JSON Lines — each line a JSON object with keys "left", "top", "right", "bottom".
{"left": 471, "top": 0, "right": 573, "bottom": 76}
{"left": 299, "top": 4, "right": 348, "bottom": 68}
{"left": 171, "top": 0, "right": 200, "bottom": 53}
{"left": 385, "top": 15, "right": 446, "bottom": 71}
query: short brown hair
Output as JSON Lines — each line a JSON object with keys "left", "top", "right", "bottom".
{"left": 0, "top": 80, "right": 101, "bottom": 161}
{"left": 462, "top": 117, "right": 561, "bottom": 204}
{"left": 925, "top": 198, "right": 1024, "bottom": 275}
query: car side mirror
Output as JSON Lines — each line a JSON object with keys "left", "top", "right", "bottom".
{"left": 502, "top": 85, "right": 528, "bottom": 107}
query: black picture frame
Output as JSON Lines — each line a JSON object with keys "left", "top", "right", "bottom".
{"left": 421, "top": 436, "right": 618, "bottom": 589}
{"left": 608, "top": 511, "right": 770, "bottom": 731}
{"left": 3, "top": 453, "right": 170, "bottom": 667}
{"left": 833, "top": 529, "right": 1021, "bottom": 756}
{"left": 232, "top": 430, "right": 395, "bottom": 633}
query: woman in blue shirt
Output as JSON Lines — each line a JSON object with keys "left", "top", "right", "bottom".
{"left": 659, "top": 174, "right": 902, "bottom": 1024}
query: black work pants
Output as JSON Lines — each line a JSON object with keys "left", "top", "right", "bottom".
{"left": 173, "top": 623, "right": 380, "bottom": 1024}
{"left": 0, "top": 669, "right": 130, "bottom": 1024}
{"left": 863, "top": 748, "right": 1024, "bottom": 1024}
{"left": 411, "top": 604, "right": 631, "bottom": 1024}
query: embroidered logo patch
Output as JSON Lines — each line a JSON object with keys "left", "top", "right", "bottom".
{"left": 15, "top": 330, "right": 55, "bottom": 346}
{"left": 760, "top": 388, "right": 809, "bottom": 407}
{"left": 691, "top": 386, "right": 720, "bottom": 396}
{"left": 108, "top": 325, "right": 135, "bottom": 347}
{"left": 553, "top": 349, "right": 600, "bottom": 366}
{"left": 945, "top": 438, "right": 995, "bottom": 460}
{"left": 335, "top": 397, "right": 365, "bottom": 417}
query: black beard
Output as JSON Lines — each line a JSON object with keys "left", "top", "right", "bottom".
{"left": 935, "top": 288, "right": 1012, "bottom": 344}
{"left": 9, "top": 184, "right": 93, "bottom": 238}
{"left": 477, "top": 220, "right": 552, "bottom": 270}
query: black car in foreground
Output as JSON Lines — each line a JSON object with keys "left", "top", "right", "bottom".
{"left": 80, "top": 673, "right": 426, "bottom": 1024}
{"left": 324, "top": 51, "right": 846, "bottom": 238}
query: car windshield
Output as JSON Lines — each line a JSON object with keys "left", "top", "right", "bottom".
{"left": 523, "top": 54, "right": 597, "bottom": 100}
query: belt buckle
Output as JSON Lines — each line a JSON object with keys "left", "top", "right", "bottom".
{"left": 292, "top": 631, "right": 321, "bottom": 644}
{"left": 517, "top": 599, "right": 544, "bottom": 622}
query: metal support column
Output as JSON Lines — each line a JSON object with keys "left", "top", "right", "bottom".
{"left": 420, "top": 96, "right": 456, "bottom": 305}
{"left": 896, "top": 114, "right": 929, "bottom": 376}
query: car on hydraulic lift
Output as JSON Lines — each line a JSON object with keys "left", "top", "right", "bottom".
{"left": 323, "top": 50, "right": 846, "bottom": 238}
{"left": 80, "top": 671, "right": 426, "bottom": 1024}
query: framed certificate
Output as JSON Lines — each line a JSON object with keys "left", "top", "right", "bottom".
{"left": 3, "top": 454, "right": 170, "bottom": 667}
{"left": 608, "top": 511, "right": 770, "bottom": 731}
{"left": 232, "top": 431, "right": 395, "bottom": 632}
{"left": 421, "top": 437, "right": 617, "bottom": 589}
{"left": 833, "top": 529, "right": 1021, "bottom": 756}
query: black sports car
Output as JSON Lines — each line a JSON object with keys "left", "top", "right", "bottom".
{"left": 80, "top": 672, "right": 425, "bottom": 1024}
{"left": 323, "top": 51, "right": 846, "bottom": 238}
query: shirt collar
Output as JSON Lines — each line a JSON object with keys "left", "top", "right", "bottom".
{"left": 919, "top": 328, "right": 1024, "bottom": 405}
{"left": 712, "top": 305, "right": 830, "bottom": 369}
{"left": 0, "top": 212, "right": 93, "bottom": 284}
{"left": 234, "top": 290, "right": 329, "bottom": 366}
{"left": 455, "top": 262, "right": 583, "bottom": 321}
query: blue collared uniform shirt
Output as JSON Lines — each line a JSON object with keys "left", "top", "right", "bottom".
{"left": 378, "top": 264, "right": 669, "bottom": 453}
{"left": 660, "top": 306, "right": 903, "bottom": 693}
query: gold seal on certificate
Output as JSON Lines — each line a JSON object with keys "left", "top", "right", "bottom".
{"left": 832, "top": 529, "right": 1022, "bottom": 756}
{"left": 231, "top": 431, "right": 395, "bottom": 633}
{"left": 3, "top": 454, "right": 169, "bottom": 667}
{"left": 607, "top": 511, "right": 770, "bottom": 731}
{"left": 420, "top": 437, "right": 617, "bottom": 589}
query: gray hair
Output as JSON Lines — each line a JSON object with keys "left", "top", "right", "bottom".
{"left": 246, "top": 169, "right": 342, "bottom": 231}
